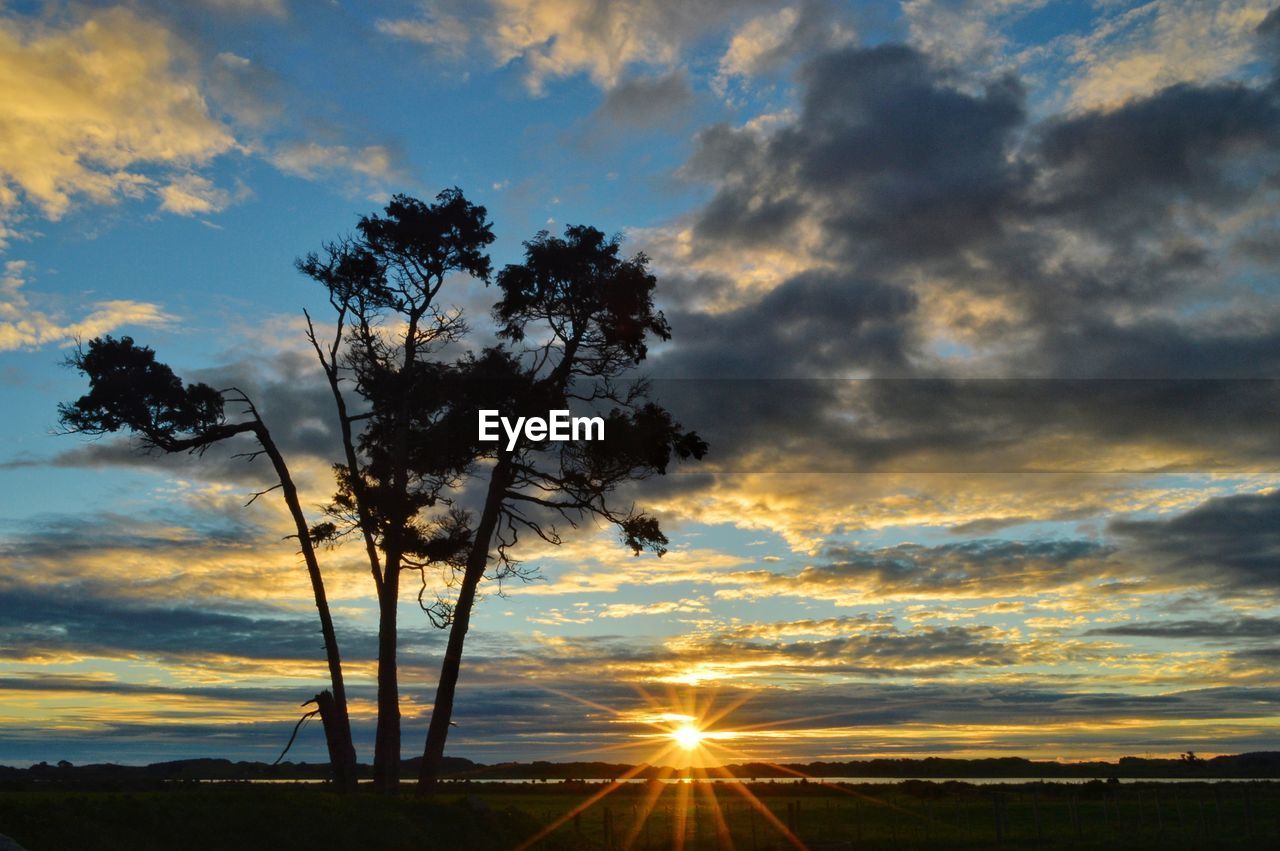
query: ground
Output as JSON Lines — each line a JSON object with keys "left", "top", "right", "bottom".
{"left": 0, "top": 779, "right": 1275, "bottom": 849}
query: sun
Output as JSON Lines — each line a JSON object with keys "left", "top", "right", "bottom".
{"left": 672, "top": 722, "right": 705, "bottom": 750}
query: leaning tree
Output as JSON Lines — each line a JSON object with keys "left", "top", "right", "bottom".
{"left": 58, "top": 337, "right": 359, "bottom": 791}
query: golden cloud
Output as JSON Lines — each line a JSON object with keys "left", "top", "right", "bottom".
{"left": 0, "top": 260, "right": 174, "bottom": 351}
{"left": 0, "top": 7, "right": 236, "bottom": 224}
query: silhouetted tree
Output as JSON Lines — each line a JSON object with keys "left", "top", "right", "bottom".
{"left": 58, "top": 337, "right": 358, "bottom": 791}
{"left": 297, "top": 189, "right": 493, "bottom": 789}
{"left": 415, "top": 225, "right": 707, "bottom": 792}
{"left": 58, "top": 192, "right": 704, "bottom": 797}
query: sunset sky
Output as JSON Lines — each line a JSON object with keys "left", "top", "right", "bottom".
{"left": 2, "top": 0, "right": 1280, "bottom": 768}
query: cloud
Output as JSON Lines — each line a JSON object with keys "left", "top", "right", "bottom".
{"left": 596, "top": 70, "right": 695, "bottom": 128}
{"left": 156, "top": 173, "right": 234, "bottom": 215}
{"left": 516, "top": 536, "right": 751, "bottom": 595}
{"left": 488, "top": 0, "right": 778, "bottom": 93}
{"left": 269, "top": 142, "right": 407, "bottom": 196}
{"left": 0, "top": 7, "right": 236, "bottom": 228}
{"left": 651, "top": 41, "right": 1031, "bottom": 325}
{"left": 198, "top": 0, "right": 289, "bottom": 18}
{"left": 1032, "top": 79, "right": 1280, "bottom": 238}
{"left": 899, "top": 0, "right": 1028, "bottom": 70}
{"left": 596, "top": 598, "right": 708, "bottom": 618}
{"left": 618, "top": 25, "right": 1280, "bottom": 551}
{"left": 715, "top": 1, "right": 854, "bottom": 92}
{"left": 1062, "top": 0, "right": 1274, "bottom": 111}
{"left": 1260, "top": 5, "right": 1280, "bottom": 62}
{"left": 714, "top": 538, "right": 1116, "bottom": 605}
{"left": 374, "top": 3, "right": 471, "bottom": 58}
{"left": 1087, "top": 617, "right": 1280, "bottom": 640}
{"left": 689, "top": 44, "right": 1027, "bottom": 265}
{"left": 1109, "top": 489, "right": 1280, "bottom": 592}
{"left": 666, "top": 28, "right": 1280, "bottom": 377}
{"left": 206, "top": 51, "right": 286, "bottom": 130}
{"left": 377, "top": 0, "right": 786, "bottom": 93}
{"left": 660, "top": 274, "right": 919, "bottom": 377}
{"left": 674, "top": 622, "right": 1053, "bottom": 677}
{"left": 622, "top": 375, "right": 1280, "bottom": 554}
{"left": 7, "top": 673, "right": 1278, "bottom": 764}
{"left": 0, "top": 584, "right": 379, "bottom": 666}
{"left": 691, "top": 487, "right": 1280, "bottom": 607}
{"left": 377, "top": 0, "right": 861, "bottom": 99}
{"left": 0, "top": 260, "right": 174, "bottom": 352}
{"left": 717, "top": 6, "right": 800, "bottom": 81}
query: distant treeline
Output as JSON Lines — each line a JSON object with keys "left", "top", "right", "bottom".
{"left": 3, "top": 752, "right": 1278, "bottom": 783}
{"left": 444, "top": 753, "right": 1280, "bottom": 780}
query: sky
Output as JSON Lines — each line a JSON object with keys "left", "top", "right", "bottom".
{"left": 1, "top": 0, "right": 1280, "bottom": 768}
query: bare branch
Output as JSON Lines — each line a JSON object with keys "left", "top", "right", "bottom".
{"left": 245, "top": 482, "right": 284, "bottom": 507}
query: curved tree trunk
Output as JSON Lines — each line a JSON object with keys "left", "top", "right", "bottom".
{"left": 255, "top": 424, "right": 358, "bottom": 792}
{"left": 418, "top": 457, "right": 511, "bottom": 794}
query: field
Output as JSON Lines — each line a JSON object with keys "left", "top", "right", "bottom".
{"left": 0, "top": 779, "right": 1276, "bottom": 850}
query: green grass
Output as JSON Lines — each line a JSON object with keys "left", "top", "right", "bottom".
{"left": 0, "top": 780, "right": 1276, "bottom": 850}
{"left": 0, "top": 786, "right": 554, "bottom": 851}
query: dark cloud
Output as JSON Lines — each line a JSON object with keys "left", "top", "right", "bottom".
{"left": 1110, "top": 489, "right": 1280, "bottom": 592}
{"left": 668, "top": 33, "right": 1280, "bottom": 386}
{"left": 692, "top": 624, "right": 1026, "bottom": 674}
{"left": 691, "top": 45, "right": 1026, "bottom": 262}
{"left": 0, "top": 584, "right": 382, "bottom": 664}
{"left": 703, "top": 487, "right": 1280, "bottom": 602}
{"left": 1033, "top": 82, "right": 1280, "bottom": 232}
{"left": 1032, "top": 322, "right": 1280, "bottom": 379}
{"left": 0, "top": 675, "right": 319, "bottom": 705}
{"left": 626, "top": 33, "right": 1280, "bottom": 550}
{"left": 720, "top": 538, "right": 1113, "bottom": 601}
{"left": 635, "top": 377, "right": 1280, "bottom": 481}
{"left": 1256, "top": 6, "right": 1280, "bottom": 65}
{"left": 1236, "top": 646, "right": 1280, "bottom": 666}
{"left": 1087, "top": 617, "right": 1280, "bottom": 640}
{"left": 661, "top": 273, "right": 917, "bottom": 379}
{"left": 0, "top": 509, "right": 261, "bottom": 561}
{"left": 819, "top": 538, "right": 1110, "bottom": 596}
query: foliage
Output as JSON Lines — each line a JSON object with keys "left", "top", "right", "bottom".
{"left": 58, "top": 336, "right": 230, "bottom": 452}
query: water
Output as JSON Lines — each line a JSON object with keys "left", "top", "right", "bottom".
{"left": 220, "top": 776, "right": 1275, "bottom": 785}
{"left": 449, "top": 776, "right": 1273, "bottom": 786}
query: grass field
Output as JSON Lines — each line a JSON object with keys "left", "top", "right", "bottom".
{"left": 0, "top": 779, "right": 1276, "bottom": 849}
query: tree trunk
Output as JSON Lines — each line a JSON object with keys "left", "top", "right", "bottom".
{"left": 255, "top": 424, "right": 358, "bottom": 792}
{"left": 369, "top": 313, "right": 422, "bottom": 792}
{"left": 372, "top": 555, "right": 401, "bottom": 790}
{"left": 417, "top": 457, "right": 511, "bottom": 793}
{"left": 313, "top": 689, "right": 357, "bottom": 791}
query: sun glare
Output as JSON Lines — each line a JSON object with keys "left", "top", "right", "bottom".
{"left": 672, "top": 723, "right": 705, "bottom": 750}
